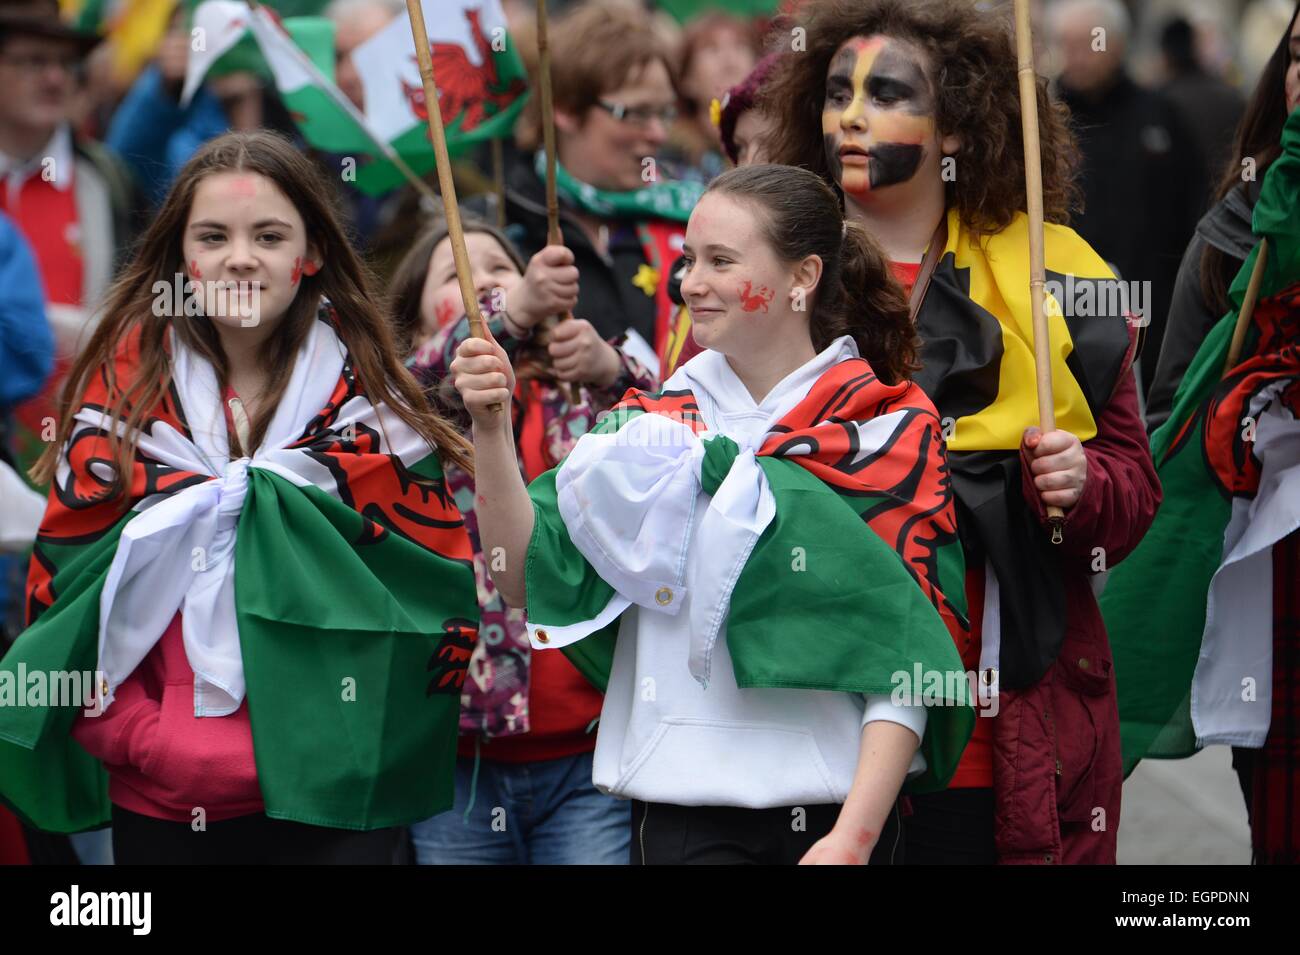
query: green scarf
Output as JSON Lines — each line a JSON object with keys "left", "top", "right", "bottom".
{"left": 537, "top": 152, "right": 702, "bottom": 223}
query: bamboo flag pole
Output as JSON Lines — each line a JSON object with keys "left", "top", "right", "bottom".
{"left": 1014, "top": 0, "right": 1065, "bottom": 545}
{"left": 536, "top": 0, "right": 562, "bottom": 248}
{"left": 404, "top": 0, "right": 498, "bottom": 412}
{"left": 1223, "top": 238, "right": 1269, "bottom": 376}
{"left": 404, "top": 0, "right": 486, "bottom": 341}
{"left": 536, "top": 0, "right": 581, "bottom": 403}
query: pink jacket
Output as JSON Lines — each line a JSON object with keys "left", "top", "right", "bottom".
{"left": 71, "top": 614, "right": 264, "bottom": 823}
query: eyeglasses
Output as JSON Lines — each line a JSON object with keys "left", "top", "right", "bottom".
{"left": 595, "top": 100, "right": 678, "bottom": 128}
{"left": 0, "top": 52, "right": 81, "bottom": 76}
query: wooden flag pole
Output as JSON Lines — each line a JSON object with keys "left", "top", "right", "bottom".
{"left": 537, "top": 0, "right": 562, "bottom": 247}
{"left": 1014, "top": 0, "right": 1065, "bottom": 544}
{"left": 1223, "top": 238, "right": 1269, "bottom": 376}
{"left": 404, "top": 0, "right": 497, "bottom": 411}
{"left": 536, "top": 0, "right": 581, "bottom": 403}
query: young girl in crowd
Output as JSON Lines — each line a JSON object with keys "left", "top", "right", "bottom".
{"left": 0, "top": 130, "right": 479, "bottom": 864}
{"left": 391, "top": 217, "right": 656, "bottom": 864}
{"left": 454, "top": 163, "right": 975, "bottom": 866}
{"left": 764, "top": 0, "right": 1161, "bottom": 864}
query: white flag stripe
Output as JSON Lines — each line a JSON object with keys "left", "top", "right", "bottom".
{"left": 1192, "top": 381, "right": 1300, "bottom": 747}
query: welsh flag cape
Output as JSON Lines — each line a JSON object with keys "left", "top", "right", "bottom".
{"left": 0, "top": 308, "right": 478, "bottom": 832}
{"left": 524, "top": 351, "right": 975, "bottom": 793}
{"left": 1101, "top": 108, "right": 1300, "bottom": 773}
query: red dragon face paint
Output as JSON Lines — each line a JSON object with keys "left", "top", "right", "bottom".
{"left": 738, "top": 280, "right": 775, "bottom": 313}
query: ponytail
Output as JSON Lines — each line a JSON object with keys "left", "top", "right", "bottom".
{"left": 817, "top": 221, "right": 919, "bottom": 384}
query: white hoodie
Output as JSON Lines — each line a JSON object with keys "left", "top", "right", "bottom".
{"left": 586, "top": 339, "right": 927, "bottom": 808}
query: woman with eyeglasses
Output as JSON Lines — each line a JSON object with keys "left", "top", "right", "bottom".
{"left": 504, "top": 0, "right": 704, "bottom": 382}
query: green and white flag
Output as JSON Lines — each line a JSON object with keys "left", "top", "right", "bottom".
{"left": 183, "top": 2, "right": 382, "bottom": 158}
{"left": 524, "top": 347, "right": 976, "bottom": 793}
{"left": 1101, "top": 108, "right": 1300, "bottom": 773}
{"left": 181, "top": 0, "right": 528, "bottom": 196}
{"left": 0, "top": 312, "right": 478, "bottom": 833}
{"left": 348, "top": 0, "right": 528, "bottom": 194}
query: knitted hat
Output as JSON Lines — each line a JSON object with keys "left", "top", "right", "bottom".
{"left": 717, "top": 50, "right": 780, "bottom": 164}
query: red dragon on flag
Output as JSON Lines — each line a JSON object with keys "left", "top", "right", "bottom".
{"left": 400, "top": 7, "right": 526, "bottom": 139}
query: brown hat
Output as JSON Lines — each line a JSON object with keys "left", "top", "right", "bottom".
{"left": 0, "top": 0, "right": 101, "bottom": 55}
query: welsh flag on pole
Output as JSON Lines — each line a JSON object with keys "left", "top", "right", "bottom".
{"left": 182, "top": 0, "right": 528, "bottom": 197}
{"left": 349, "top": 0, "right": 528, "bottom": 195}
{"left": 1100, "top": 107, "right": 1300, "bottom": 775}
{"left": 183, "top": 1, "right": 381, "bottom": 156}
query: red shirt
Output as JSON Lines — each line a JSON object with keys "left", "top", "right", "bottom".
{"left": 457, "top": 650, "right": 603, "bottom": 763}
{"left": 1, "top": 167, "right": 82, "bottom": 307}
{"left": 70, "top": 614, "right": 265, "bottom": 822}
{"left": 889, "top": 260, "right": 922, "bottom": 296}
{"left": 948, "top": 564, "right": 994, "bottom": 789}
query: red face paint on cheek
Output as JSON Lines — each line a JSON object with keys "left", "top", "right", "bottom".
{"left": 435, "top": 298, "right": 458, "bottom": 328}
{"left": 290, "top": 256, "right": 303, "bottom": 285}
{"left": 738, "top": 280, "right": 775, "bottom": 313}
{"left": 189, "top": 260, "right": 202, "bottom": 280}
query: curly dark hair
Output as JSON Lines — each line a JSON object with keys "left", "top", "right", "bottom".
{"left": 762, "top": 0, "right": 1081, "bottom": 234}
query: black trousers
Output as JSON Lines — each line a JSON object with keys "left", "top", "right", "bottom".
{"left": 902, "top": 787, "right": 997, "bottom": 864}
{"left": 111, "top": 806, "right": 404, "bottom": 865}
{"left": 631, "top": 800, "right": 903, "bottom": 865}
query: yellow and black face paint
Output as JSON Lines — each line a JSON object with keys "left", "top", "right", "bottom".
{"left": 822, "top": 35, "right": 938, "bottom": 195}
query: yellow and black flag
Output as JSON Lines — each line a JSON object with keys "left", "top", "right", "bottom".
{"left": 913, "top": 208, "right": 1134, "bottom": 689}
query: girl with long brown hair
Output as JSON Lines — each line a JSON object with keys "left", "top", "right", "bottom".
{"left": 0, "top": 130, "right": 478, "bottom": 863}
{"left": 453, "top": 163, "right": 974, "bottom": 865}
{"left": 764, "top": 0, "right": 1161, "bottom": 864}
{"left": 389, "top": 215, "right": 656, "bottom": 865}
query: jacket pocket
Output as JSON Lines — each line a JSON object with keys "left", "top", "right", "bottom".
{"left": 1051, "top": 624, "right": 1115, "bottom": 823}
{"left": 141, "top": 680, "right": 262, "bottom": 809}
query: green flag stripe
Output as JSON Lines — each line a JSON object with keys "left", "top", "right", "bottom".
{"left": 523, "top": 414, "right": 975, "bottom": 792}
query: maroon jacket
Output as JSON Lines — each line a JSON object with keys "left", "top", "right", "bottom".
{"left": 994, "top": 361, "right": 1161, "bottom": 864}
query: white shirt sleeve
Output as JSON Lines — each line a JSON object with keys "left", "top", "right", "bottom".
{"left": 861, "top": 694, "right": 929, "bottom": 777}
{"left": 861, "top": 693, "right": 928, "bottom": 741}
{"left": 0, "top": 459, "right": 45, "bottom": 553}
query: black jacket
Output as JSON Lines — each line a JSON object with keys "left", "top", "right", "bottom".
{"left": 500, "top": 156, "right": 658, "bottom": 345}
{"left": 1144, "top": 180, "right": 1258, "bottom": 431}
{"left": 1059, "top": 73, "right": 1208, "bottom": 396}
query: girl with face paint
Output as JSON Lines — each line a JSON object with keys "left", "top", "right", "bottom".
{"left": 388, "top": 217, "right": 658, "bottom": 866}
{"left": 453, "top": 164, "right": 976, "bottom": 866}
{"left": 5, "top": 131, "right": 479, "bottom": 862}
{"left": 765, "top": 0, "right": 1161, "bottom": 865}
